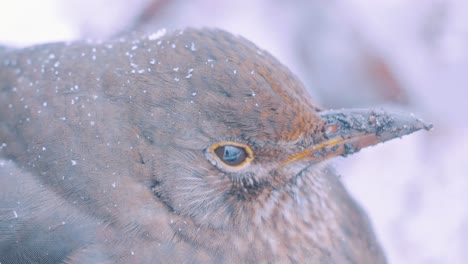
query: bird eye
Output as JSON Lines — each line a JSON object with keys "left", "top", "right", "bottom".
{"left": 215, "top": 145, "right": 246, "bottom": 166}
{"left": 209, "top": 141, "right": 254, "bottom": 168}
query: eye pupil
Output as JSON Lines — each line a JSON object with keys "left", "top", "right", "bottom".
{"left": 214, "top": 145, "right": 248, "bottom": 166}
{"left": 223, "top": 145, "right": 241, "bottom": 161}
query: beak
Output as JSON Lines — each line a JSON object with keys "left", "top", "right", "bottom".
{"left": 282, "top": 109, "right": 433, "bottom": 166}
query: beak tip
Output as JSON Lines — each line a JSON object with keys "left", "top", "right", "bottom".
{"left": 374, "top": 112, "right": 432, "bottom": 142}
{"left": 407, "top": 112, "right": 433, "bottom": 131}
{"left": 401, "top": 113, "right": 433, "bottom": 135}
{"left": 422, "top": 121, "right": 434, "bottom": 131}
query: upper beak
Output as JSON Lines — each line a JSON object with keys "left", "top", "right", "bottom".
{"left": 282, "top": 108, "right": 433, "bottom": 166}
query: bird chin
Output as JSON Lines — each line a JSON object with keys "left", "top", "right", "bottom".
{"left": 283, "top": 160, "right": 330, "bottom": 185}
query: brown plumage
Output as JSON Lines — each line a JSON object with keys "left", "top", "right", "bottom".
{"left": 0, "top": 28, "right": 431, "bottom": 263}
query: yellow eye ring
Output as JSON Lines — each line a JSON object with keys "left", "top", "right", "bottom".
{"left": 208, "top": 141, "right": 254, "bottom": 169}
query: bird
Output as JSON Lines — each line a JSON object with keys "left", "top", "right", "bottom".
{"left": 0, "top": 28, "right": 431, "bottom": 263}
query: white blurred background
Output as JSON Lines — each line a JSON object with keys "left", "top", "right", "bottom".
{"left": 1, "top": 0, "right": 466, "bottom": 263}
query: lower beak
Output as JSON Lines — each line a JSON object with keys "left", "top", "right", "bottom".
{"left": 283, "top": 109, "right": 432, "bottom": 165}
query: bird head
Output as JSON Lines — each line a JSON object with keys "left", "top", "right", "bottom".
{"left": 127, "top": 29, "right": 432, "bottom": 229}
